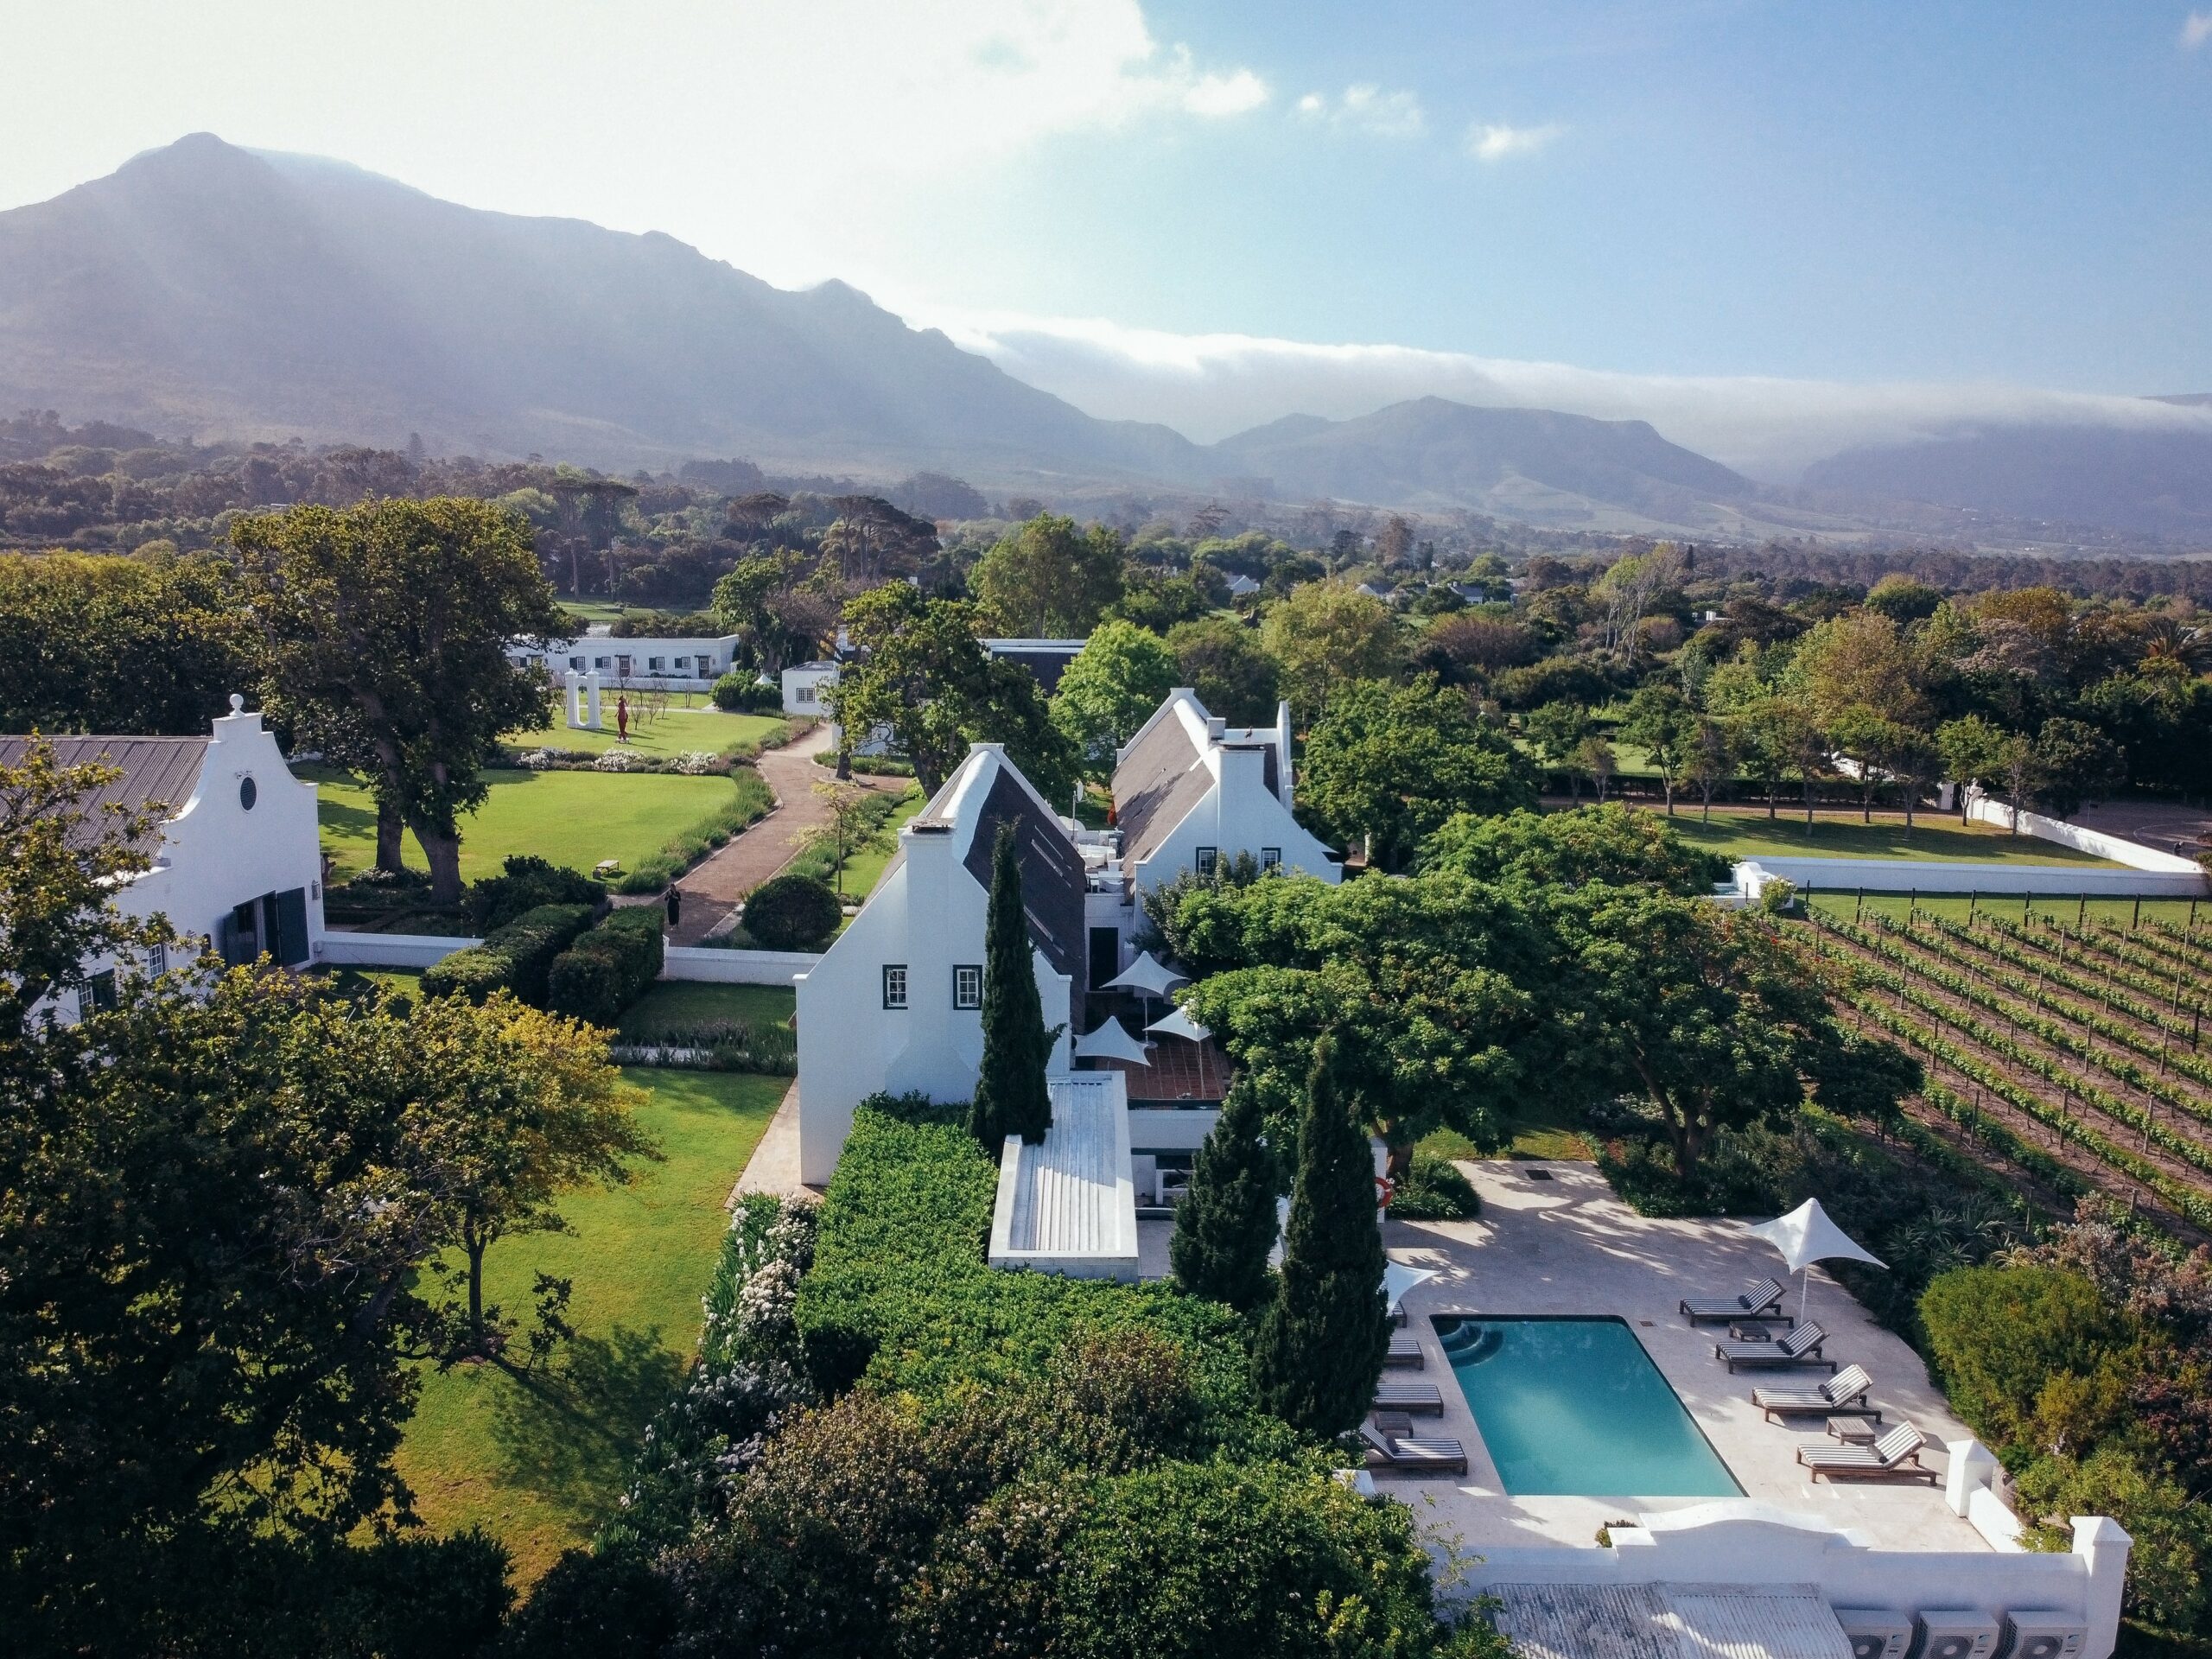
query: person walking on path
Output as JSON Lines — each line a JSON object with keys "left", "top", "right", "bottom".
{"left": 664, "top": 885, "right": 683, "bottom": 930}
{"left": 616, "top": 695, "right": 630, "bottom": 743}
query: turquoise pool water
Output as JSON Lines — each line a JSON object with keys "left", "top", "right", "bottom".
{"left": 1437, "top": 1316, "right": 1742, "bottom": 1497}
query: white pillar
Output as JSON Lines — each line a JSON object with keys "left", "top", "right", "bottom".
{"left": 565, "top": 671, "right": 585, "bottom": 730}
{"left": 1943, "top": 1437, "right": 2000, "bottom": 1516}
{"left": 584, "top": 671, "right": 603, "bottom": 730}
{"left": 2073, "top": 1516, "right": 2132, "bottom": 1659}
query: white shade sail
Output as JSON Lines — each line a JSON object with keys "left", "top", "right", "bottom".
{"left": 1145, "top": 1006, "right": 1211, "bottom": 1044}
{"left": 1747, "top": 1198, "right": 1885, "bottom": 1273}
{"left": 1384, "top": 1262, "right": 1439, "bottom": 1314}
{"left": 1104, "top": 950, "right": 1189, "bottom": 998}
{"left": 1072, "top": 1017, "right": 1152, "bottom": 1065}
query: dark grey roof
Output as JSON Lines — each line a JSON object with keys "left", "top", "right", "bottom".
{"left": 0, "top": 734, "right": 207, "bottom": 849}
{"left": 985, "top": 639, "right": 1084, "bottom": 694}
{"left": 961, "top": 765, "right": 1088, "bottom": 1001}
{"left": 1114, "top": 709, "right": 1209, "bottom": 868}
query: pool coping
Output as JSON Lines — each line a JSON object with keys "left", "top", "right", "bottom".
{"left": 1428, "top": 1312, "right": 1747, "bottom": 1502}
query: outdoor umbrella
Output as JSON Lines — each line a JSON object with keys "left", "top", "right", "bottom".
{"left": 1103, "top": 950, "right": 1188, "bottom": 999}
{"left": 1145, "top": 1006, "right": 1210, "bottom": 1044}
{"left": 1383, "top": 1262, "right": 1439, "bottom": 1318}
{"left": 1072, "top": 1017, "right": 1151, "bottom": 1066}
{"left": 1746, "top": 1198, "right": 1885, "bottom": 1325}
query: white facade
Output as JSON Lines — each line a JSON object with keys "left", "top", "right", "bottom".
{"left": 507, "top": 634, "right": 743, "bottom": 692}
{"left": 795, "top": 746, "right": 1080, "bottom": 1185}
{"left": 17, "top": 701, "right": 327, "bottom": 1021}
{"left": 780, "top": 660, "right": 839, "bottom": 716}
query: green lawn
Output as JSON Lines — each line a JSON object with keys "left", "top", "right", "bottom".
{"left": 832, "top": 786, "right": 926, "bottom": 905}
{"left": 395, "top": 1066, "right": 785, "bottom": 1585}
{"left": 1421, "top": 1093, "right": 1595, "bottom": 1163}
{"left": 1649, "top": 808, "right": 2119, "bottom": 866}
{"left": 507, "top": 706, "right": 789, "bottom": 760}
{"left": 309, "top": 766, "right": 747, "bottom": 885}
{"left": 619, "top": 982, "right": 796, "bottom": 1040}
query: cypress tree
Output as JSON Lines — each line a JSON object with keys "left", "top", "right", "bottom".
{"left": 1249, "top": 1037, "right": 1389, "bottom": 1437}
{"left": 1169, "top": 1076, "right": 1281, "bottom": 1313}
{"left": 969, "top": 822, "right": 1053, "bottom": 1151}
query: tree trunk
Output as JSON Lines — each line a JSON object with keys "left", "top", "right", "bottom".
{"left": 467, "top": 1234, "right": 486, "bottom": 1353}
{"left": 375, "top": 792, "right": 406, "bottom": 874}
{"left": 414, "top": 820, "right": 465, "bottom": 906}
{"left": 1767, "top": 779, "right": 1778, "bottom": 821}
{"left": 1804, "top": 777, "right": 1815, "bottom": 828}
{"left": 1385, "top": 1135, "right": 1414, "bottom": 1182}
{"left": 1662, "top": 776, "right": 1675, "bottom": 816}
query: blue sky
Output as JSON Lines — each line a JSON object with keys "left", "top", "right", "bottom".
{"left": 3, "top": 1, "right": 2207, "bottom": 469}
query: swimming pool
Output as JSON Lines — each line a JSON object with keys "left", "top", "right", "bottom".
{"left": 1436, "top": 1315, "right": 1742, "bottom": 1497}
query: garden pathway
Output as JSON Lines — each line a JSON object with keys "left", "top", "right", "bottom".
{"left": 668, "top": 724, "right": 906, "bottom": 944}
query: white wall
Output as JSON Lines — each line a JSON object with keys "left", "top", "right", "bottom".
{"left": 517, "top": 635, "right": 741, "bottom": 690}
{"left": 780, "top": 664, "right": 838, "bottom": 716}
{"left": 1965, "top": 791, "right": 2209, "bottom": 877}
{"left": 795, "top": 830, "right": 1075, "bottom": 1184}
{"left": 318, "top": 931, "right": 477, "bottom": 969}
{"left": 664, "top": 944, "right": 822, "bottom": 984}
{"left": 1135, "top": 745, "right": 1339, "bottom": 895}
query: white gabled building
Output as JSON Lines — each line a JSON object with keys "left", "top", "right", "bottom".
{"left": 794, "top": 743, "right": 1088, "bottom": 1184}
{"left": 4, "top": 698, "right": 327, "bottom": 1021}
{"left": 507, "top": 634, "right": 743, "bottom": 692}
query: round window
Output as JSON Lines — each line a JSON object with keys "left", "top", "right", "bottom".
{"left": 238, "top": 776, "right": 257, "bottom": 811}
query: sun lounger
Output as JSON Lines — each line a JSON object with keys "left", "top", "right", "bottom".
{"left": 1358, "top": 1420, "right": 1468, "bottom": 1475}
{"left": 1680, "top": 1276, "right": 1788, "bottom": 1324}
{"left": 1372, "top": 1381, "right": 1445, "bottom": 1416}
{"left": 1798, "top": 1423, "right": 1933, "bottom": 1483}
{"left": 1384, "top": 1333, "right": 1424, "bottom": 1370}
{"left": 1754, "top": 1363, "right": 1878, "bottom": 1422}
{"left": 1715, "top": 1321, "right": 1833, "bottom": 1373}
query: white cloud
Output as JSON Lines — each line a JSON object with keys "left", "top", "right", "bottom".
{"left": 2183, "top": 10, "right": 2212, "bottom": 48}
{"left": 1465, "top": 121, "right": 1564, "bottom": 162}
{"left": 908, "top": 304, "right": 2212, "bottom": 480}
{"left": 1295, "top": 83, "right": 1427, "bottom": 137}
{"left": 1184, "top": 67, "right": 1270, "bottom": 116}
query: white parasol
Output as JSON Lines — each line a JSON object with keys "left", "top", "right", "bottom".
{"left": 1746, "top": 1198, "right": 1885, "bottom": 1325}
{"left": 1072, "top": 1017, "right": 1152, "bottom": 1065}
{"left": 1104, "top": 950, "right": 1189, "bottom": 999}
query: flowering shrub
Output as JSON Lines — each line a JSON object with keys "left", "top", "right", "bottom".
{"left": 593, "top": 748, "right": 649, "bottom": 772}
{"left": 672, "top": 750, "right": 721, "bottom": 775}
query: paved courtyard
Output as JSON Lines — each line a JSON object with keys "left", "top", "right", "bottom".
{"left": 1380, "top": 1160, "right": 1989, "bottom": 1554}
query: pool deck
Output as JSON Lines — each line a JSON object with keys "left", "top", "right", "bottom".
{"left": 1381, "top": 1160, "right": 1990, "bottom": 1554}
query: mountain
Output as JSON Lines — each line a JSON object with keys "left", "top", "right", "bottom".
{"left": 1800, "top": 419, "right": 2212, "bottom": 539}
{"left": 0, "top": 134, "right": 1203, "bottom": 485}
{"left": 1212, "top": 397, "right": 1763, "bottom": 531}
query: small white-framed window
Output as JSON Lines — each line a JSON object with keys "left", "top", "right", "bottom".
{"left": 1261, "top": 847, "right": 1282, "bottom": 872}
{"left": 149, "top": 942, "right": 168, "bottom": 976}
{"left": 953, "top": 964, "right": 982, "bottom": 1009}
{"left": 797, "top": 683, "right": 816, "bottom": 704}
{"left": 674, "top": 656, "right": 690, "bottom": 670}
{"left": 648, "top": 656, "right": 665, "bottom": 671}
{"left": 594, "top": 655, "right": 613, "bottom": 670}
{"left": 1195, "top": 847, "right": 1219, "bottom": 878}
{"left": 569, "top": 655, "right": 586, "bottom": 671}
{"left": 882, "top": 964, "right": 908, "bottom": 1009}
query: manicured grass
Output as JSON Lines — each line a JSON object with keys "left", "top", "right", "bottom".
{"left": 1647, "top": 807, "right": 2118, "bottom": 866}
{"left": 558, "top": 601, "right": 627, "bottom": 626}
{"left": 833, "top": 785, "right": 926, "bottom": 904}
{"left": 1805, "top": 891, "right": 2207, "bottom": 927}
{"left": 394, "top": 1066, "right": 785, "bottom": 1586}
{"left": 1421, "top": 1093, "right": 1595, "bottom": 1163}
{"left": 619, "top": 982, "right": 796, "bottom": 1039}
{"left": 309, "top": 766, "right": 750, "bottom": 885}
{"left": 506, "top": 706, "right": 790, "bottom": 760}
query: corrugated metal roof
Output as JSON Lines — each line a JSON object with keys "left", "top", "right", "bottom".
{"left": 988, "top": 1073, "right": 1138, "bottom": 1276}
{"left": 1491, "top": 1584, "right": 1852, "bottom": 1659}
{"left": 0, "top": 735, "right": 207, "bottom": 849}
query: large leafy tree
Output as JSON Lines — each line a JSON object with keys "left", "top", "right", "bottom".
{"left": 1164, "top": 615, "right": 1281, "bottom": 726}
{"left": 0, "top": 550, "right": 259, "bottom": 737}
{"left": 1169, "top": 1077, "right": 1281, "bottom": 1313}
{"left": 1618, "top": 681, "right": 1696, "bottom": 815}
{"left": 1051, "top": 619, "right": 1178, "bottom": 779}
{"left": 1298, "top": 677, "right": 1538, "bottom": 871}
{"left": 1546, "top": 888, "right": 1836, "bottom": 1175}
{"left": 236, "top": 498, "right": 565, "bottom": 903}
{"left": 829, "top": 584, "right": 1075, "bottom": 800}
{"left": 969, "top": 825, "right": 1055, "bottom": 1150}
{"left": 1421, "top": 804, "right": 1726, "bottom": 894}
{"left": 1249, "top": 1039, "right": 1389, "bottom": 1438}
{"left": 1175, "top": 871, "right": 1554, "bottom": 1176}
{"left": 1938, "top": 713, "right": 2039, "bottom": 833}
{"left": 1258, "top": 582, "right": 1402, "bottom": 720}
{"left": 969, "top": 512, "right": 1125, "bottom": 637}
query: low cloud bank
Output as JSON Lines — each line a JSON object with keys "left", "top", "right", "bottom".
{"left": 915, "top": 308, "right": 2212, "bottom": 482}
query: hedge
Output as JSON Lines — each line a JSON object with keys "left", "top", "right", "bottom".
{"left": 462, "top": 855, "right": 606, "bottom": 934}
{"left": 741, "top": 873, "right": 842, "bottom": 950}
{"left": 712, "top": 671, "right": 785, "bottom": 714}
{"left": 791, "top": 1097, "right": 1272, "bottom": 1440}
{"left": 547, "top": 906, "right": 666, "bottom": 1027}
{"left": 421, "top": 903, "right": 594, "bottom": 1005}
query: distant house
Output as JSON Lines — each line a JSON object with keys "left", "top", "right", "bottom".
{"left": 506, "top": 634, "right": 743, "bottom": 692}
{"left": 3, "top": 699, "right": 326, "bottom": 1022}
{"left": 1224, "top": 572, "right": 1262, "bottom": 598}
{"left": 780, "top": 660, "right": 840, "bottom": 715}
{"left": 795, "top": 744, "right": 1086, "bottom": 1183}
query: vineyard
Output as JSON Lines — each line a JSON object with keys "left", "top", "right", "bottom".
{"left": 1802, "top": 906, "right": 2212, "bottom": 1240}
